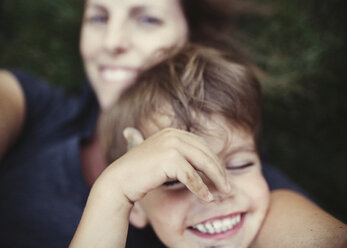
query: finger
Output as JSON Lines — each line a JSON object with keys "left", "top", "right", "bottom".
{"left": 123, "top": 127, "right": 144, "bottom": 151}
{"left": 180, "top": 130, "right": 222, "bottom": 166}
{"left": 136, "top": 127, "right": 229, "bottom": 193}
{"left": 163, "top": 128, "right": 227, "bottom": 183}
{"left": 165, "top": 157, "right": 214, "bottom": 202}
{"left": 162, "top": 132, "right": 229, "bottom": 194}
{"left": 178, "top": 142, "right": 230, "bottom": 194}
{"left": 164, "top": 128, "right": 222, "bottom": 167}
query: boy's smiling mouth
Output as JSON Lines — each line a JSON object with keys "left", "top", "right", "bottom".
{"left": 188, "top": 213, "right": 245, "bottom": 240}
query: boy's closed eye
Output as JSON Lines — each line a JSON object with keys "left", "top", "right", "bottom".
{"left": 227, "top": 161, "right": 255, "bottom": 170}
{"left": 163, "top": 179, "right": 182, "bottom": 188}
{"left": 226, "top": 159, "right": 257, "bottom": 176}
{"left": 163, "top": 161, "right": 255, "bottom": 189}
{"left": 162, "top": 160, "right": 256, "bottom": 188}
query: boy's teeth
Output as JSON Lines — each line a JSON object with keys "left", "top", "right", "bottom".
{"left": 205, "top": 223, "right": 215, "bottom": 234}
{"left": 213, "top": 220, "right": 223, "bottom": 233}
{"left": 196, "top": 224, "right": 207, "bottom": 233}
{"left": 192, "top": 214, "right": 242, "bottom": 234}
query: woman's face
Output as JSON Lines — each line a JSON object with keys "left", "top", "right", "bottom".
{"left": 80, "top": 0, "right": 188, "bottom": 109}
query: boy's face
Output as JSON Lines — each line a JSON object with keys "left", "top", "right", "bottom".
{"left": 130, "top": 115, "right": 270, "bottom": 248}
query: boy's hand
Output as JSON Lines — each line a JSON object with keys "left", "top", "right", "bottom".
{"left": 101, "top": 127, "right": 231, "bottom": 205}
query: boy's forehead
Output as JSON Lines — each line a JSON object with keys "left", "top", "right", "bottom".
{"left": 198, "top": 116, "right": 255, "bottom": 156}
{"left": 204, "top": 128, "right": 255, "bottom": 157}
{"left": 140, "top": 112, "right": 255, "bottom": 156}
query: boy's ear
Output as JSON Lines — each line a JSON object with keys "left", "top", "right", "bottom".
{"left": 129, "top": 202, "right": 148, "bottom": 229}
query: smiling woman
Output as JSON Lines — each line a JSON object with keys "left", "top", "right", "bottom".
{"left": 80, "top": 0, "right": 188, "bottom": 108}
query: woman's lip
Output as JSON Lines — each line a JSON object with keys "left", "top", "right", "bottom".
{"left": 99, "top": 67, "right": 138, "bottom": 83}
{"left": 188, "top": 213, "right": 246, "bottom": 241}
{"left": 100, "top": 65, "right": 137, "bottom": 70}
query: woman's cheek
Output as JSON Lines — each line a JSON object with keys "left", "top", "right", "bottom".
{"left": 80, "top": 28, "right": 103, "bottom": 59}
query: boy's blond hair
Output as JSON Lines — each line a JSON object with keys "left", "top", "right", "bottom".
{"left": 101, "top": 44, "right": 262, "bottom": 162}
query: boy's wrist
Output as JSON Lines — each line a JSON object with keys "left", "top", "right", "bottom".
{"left": 91, "top": 167, "right": 134, "bottom": 213}
{"left": 71, "top": 171, "right": 133, "bottom": 248}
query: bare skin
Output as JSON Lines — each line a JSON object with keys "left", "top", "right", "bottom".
{"left": 251, "top": 190, "right": 347, "bottom": 248}
{"left": 70, "top": 127, "right": 230, "bottom": 248}
{"left": 0, "top": 70, "right": 25, "bottom": 159}
{"left": 71, "top": 128, "right": 347, "bottom": 248}
{"left": 1, "top": 1, "right": 346, "bottom": 246}
{"left": 1, "top": 72, "right": 346, "bottom": 247}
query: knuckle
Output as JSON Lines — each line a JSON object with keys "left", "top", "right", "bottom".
{"left": 161, "top": 127, "right": 177, "bottom": 136}
{"left": 163, "top": 134, "right": 181, "bottom": 148}
{"left": 179, "top": 166, "right": 194, "bottom": 182}
{"left": 197, "top": 158, "right": 211, "bottom": 172}
{"left": 186, "top": 168, "right": 196, "bottom": 182}
{"left": 187, "top": 169, "right": 203, "bottom": 189}
{"left": 197, "top": 136, "right": 207, "bottom": 145}
{"left": 166, "top": 147, "right": 180, "bottom": 160}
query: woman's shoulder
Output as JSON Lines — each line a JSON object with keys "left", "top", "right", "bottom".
{"left": 0, "top": 69, "right": 98, "bottom": 156}
{"left": 5, "top": 69, "right": 96, "bottom": 123}
{"left": 0, "top": 69, "right": 25, "bottom": 158}
{"left": 6, "top": 69, "right": 66, "bottom": 105}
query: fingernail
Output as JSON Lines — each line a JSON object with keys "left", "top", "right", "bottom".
{"left": 207, "top": 191, "right": 214, "bottom": 202}
{"left": 225, "top": 183, "right": 231, "bottom": 193}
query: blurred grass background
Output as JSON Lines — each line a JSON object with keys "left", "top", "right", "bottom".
{"left": 1, "top": 0, "right": 346, "bottom": 222}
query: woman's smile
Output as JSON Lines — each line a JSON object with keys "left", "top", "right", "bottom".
{"left": 80, "top": 0, "right": 188, "bottom": 109}
{"left": 99, "top": 66, "right": 138, "bottom": 84}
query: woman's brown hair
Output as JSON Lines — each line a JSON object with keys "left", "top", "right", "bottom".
{"left": 100, "top": 44, "right": 262, "bottom": 162}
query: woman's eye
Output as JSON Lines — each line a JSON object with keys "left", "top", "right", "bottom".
{"left": 86, "top": 15, "right": 108, "bottom": 24}
{"left": 138, "top": 16, "right": 163, "bottom": 26}
{"left": 227, "top": 161, "right": 255, "bottom": 170}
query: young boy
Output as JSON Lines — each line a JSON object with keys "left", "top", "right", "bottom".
{"left": 71, "top": 44, "right": 270, "bottom": 248}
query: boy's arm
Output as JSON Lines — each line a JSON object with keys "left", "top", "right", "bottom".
{"left": 69, "top": 173, "right": 133, "bottom": 248}
{"left": 252, "top": 189, "right": 347, "bottom": 248}
{"left": 70, "top": 127, "right": 230, "bottom": 247}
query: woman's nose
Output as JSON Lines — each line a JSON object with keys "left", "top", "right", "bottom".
{"left": 103, "top": 18, "right": 131, "bottom": 54}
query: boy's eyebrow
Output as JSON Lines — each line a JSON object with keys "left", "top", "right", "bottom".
{"left": 219, "top": 145, "right": 256, "bottom": 157}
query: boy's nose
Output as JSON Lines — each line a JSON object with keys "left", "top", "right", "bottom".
{"left": 205, "top": 178, "right": 234, "bottom": 202}
{"left": 211, "top": 186, "right": 234, "bottom": 202}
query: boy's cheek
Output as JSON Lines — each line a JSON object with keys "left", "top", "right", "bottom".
{"left": 141, "top": 188, "right": 192, "bottom": 212}
{"left": 234, "top": 173, "right": 270, "bottom": 209}
{"left": 140, "top": 190, "right": 193, "bottom": 231}
{"left": 250, "top": 176, "right": 271, "bottom": 211}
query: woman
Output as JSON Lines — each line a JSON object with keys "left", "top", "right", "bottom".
{"left": 0, "top": 0, "right": 345, "bottom": 247}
